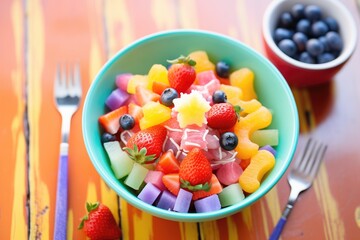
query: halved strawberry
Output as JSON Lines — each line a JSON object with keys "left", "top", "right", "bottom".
{"left": 124, "top": 125, "right": 167, "bottom": 164}
{"left": 192, "top": 174, "right": 222, "bottom": 200}
{"left": 98, "top": 105, "right": 128, "bottom": 134}
{"left": 162, "top": 173, "right": 180, "bottom": 196}
{"left": 155, "top": 150, "right": 180, "bottom": 174}
{"left": 135, "top": 85, "right": 161, "bottom": 106}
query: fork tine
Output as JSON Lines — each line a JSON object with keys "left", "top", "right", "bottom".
{"left": 307, "top": 143, "right": 327, "bottom": 178}
{"left": 73, "top": 63, "right": 82, "bottom": 96}
{"left": 293, "top": 138, "right": 314, "bottom": 171}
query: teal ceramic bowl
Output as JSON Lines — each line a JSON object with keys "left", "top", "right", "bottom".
{"left": 82, "top": 29, "right": 299, "bottom": 222}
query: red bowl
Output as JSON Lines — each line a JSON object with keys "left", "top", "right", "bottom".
{"left": 262, "top": 0, "right": 357, "bottom": 88}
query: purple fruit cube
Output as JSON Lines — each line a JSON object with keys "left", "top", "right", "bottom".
{"left": 144, "top": 170, "right": 166, "bottom": 191}
{"left": 194, "top": 194, "right": 221, "bottom": 213}
{"left": 173, "top": 189, "right": 193, "bottom": 213}
{"left": 156, "top": 190, "right": 177, "bottom": 210}
{"left": 137, "top": 183, "right": 161, "bottom": 205}
{"left": 105, "top": 88, "right": 130, "bottom": 110}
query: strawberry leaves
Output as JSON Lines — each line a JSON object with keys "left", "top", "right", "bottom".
{"left": 123, "top": 144, "right": 156, "bottom": 164}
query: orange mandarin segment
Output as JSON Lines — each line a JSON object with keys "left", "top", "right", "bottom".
{"left": 230, "top": 68, "right": 257, "bottom": 101}
{"left": 234, "top": 106, "right": 272, "bottom": 159}
{"left": 239, "top": 150, "right": 275, "bottom": 193}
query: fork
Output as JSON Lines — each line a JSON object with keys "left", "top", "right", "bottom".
{"left": 53, "top": 64, "right": 81, "bottom": 240}
{"left": 269, "top": 138, "right": 327, "bottom": 240}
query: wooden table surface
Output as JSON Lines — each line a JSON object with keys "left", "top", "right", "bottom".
{"left": 1, "top": 0, "right": 360, "bottom": 239}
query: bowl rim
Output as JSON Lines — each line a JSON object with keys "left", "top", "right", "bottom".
{"left": 262, "top": 0, "right": 358, "bottom": 70}
{"left": 82, "top": 29, "right": 300, "bottom": 221}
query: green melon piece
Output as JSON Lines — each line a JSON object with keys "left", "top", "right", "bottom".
{"left": 218, "top": 183, "right": 245, "bottom": 207}
{"left": 125, "top": 162, "right": 149, "bottom": 190}
{"left": 250, "top": 129, "right": 278, "bottom": 146}
{"left": 103, "top": 141, "right": 134, "bottom": 179}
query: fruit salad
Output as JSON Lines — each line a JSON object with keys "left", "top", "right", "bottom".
{"left": 98, "top": 51, "right": 278, "bottom": 213}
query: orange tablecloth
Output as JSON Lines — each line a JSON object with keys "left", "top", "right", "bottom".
{"left": 1, "top": 0, "right": 360, "bottom": 239}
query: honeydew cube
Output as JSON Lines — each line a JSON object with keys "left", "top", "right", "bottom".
{"left": 218, "top": 183, "right": 245, "bottom": 207}
{"left": 173, "top": 189, "right": 193, "bottom": 213}
{"left": 138, "top": 183, "right": 161, "bottom": 205}
{"left": 144, "top": 170, "right": 166, "bottom": 191}
{"left": 194, "top": 194, "right": 221, "bottom": 213}
{"left": 250, "top": 129, "right": 279, "bottom": 147}
{"left": 103, "top": 141, "right": 134, "bottom": 179}
{"left": 156, "top": 190, "right": 177, "bottom": 210}
{"left": 125, "top": 162, "right": 149, "bottom": 190}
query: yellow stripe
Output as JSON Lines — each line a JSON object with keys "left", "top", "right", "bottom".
{"left": 10, "top": 0, "right": 28, "bottom": 238}
{"left": 241, "top": 206, "right": 253, "bottom": 230}
{"left": 151, "top": 0, "right": 176, "bottom": 29}
{"left": 226, "top": 216, "right": 239, "bottom": 240}
{"left": 120, "top": 200, "right": 130, "bottom": 240}
{"left": 291, "top": 88, "right": 308, "bottom": 132}
{"left": 260, "top": 201, "right": 270, "bottom": 237}
{"left": 104, "top": 0, "right": 134, "bottom": 57}
{"left": 178, "top": 0, "right": 199, "bottom": 28}
{"left": 27, "top": 0, "right": 49, "bottom": 239}
{"left": 67, "top": 210, "right": 73, "bottom": 239}
{"left": 133, "top": 209, "right": 153, "bottom": 240}
{"left": 235, "top": 0, "right": 251, "bottom": 44}
{"left": 265, "top": 186, "right": 281, "bottom": 230}
{"left": 199, "top": 221, "right": 220, "bottom": 239}
{"left": 100, "top": 180, "right": 119, "bottom": 223}
{"left": 355, "top": 206, "right": 360, "bottom": 228}
{"left": 179, "top": 222, "right": 199, "bottom": 240}
{"left": 314, "top": 165, "right": 345, "bottom": 240}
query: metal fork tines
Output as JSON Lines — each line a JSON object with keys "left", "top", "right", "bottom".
{"left": 53, "top": 64, "right": 81, "bottom": 240}
{"left": 269, "top": 138, "right": 327, "bottom": 240}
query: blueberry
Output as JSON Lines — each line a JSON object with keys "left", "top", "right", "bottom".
{"left": 304, "top": 5, "right": 322, "bottom": 22}
{"left": 298, "top": 52, "right": 315, "bottom": 64}
{"left": 220, "top": 132, "right": 238, "bottom": 151}
{"left": 216, "top": 61, "right": 230, "bottom": 78}
{"left": 279, "top": 11, "right": 294, "bottom": 28}
{"left": 119, "top": 114, "right": 135, "bottom": 130}
{"left": 292, "top": 32, "right": 308, "bottom": 52}
{"left": 212, "top": 90, "right": 227, "bottom": 103}
{"left": 324, "top": 17, "right": 339, "bottom": 32}
{"left": 274, "top": 28, "right": 293, "bottom": 43}
{"left": 296, "top": 19, "right": 311, "bottom": 35}
{"left": 160, "top": 88, "right": 179, "bottom": 107}
{"left": 311, "top": 21, "right": 329, "bottom": 37}
{"left": 278, "top": 39, "right": 297, "bottom": 57}
{"left": 318, "top": 36, "right": 330, "bottom": 52}
{"left": 291, "top": 3, "right": 305, "bottom": 20}
{"left": 326, "top": 31, "right": 343, "bottom": 51}
{"left": 101, "top": 132, "right": 117, "bottom": 143}
{"left": 306, "top": 38, "right": 324, "bottom": 57}
{"left": 317, "top": 52, "right": 336, "bottom": 63}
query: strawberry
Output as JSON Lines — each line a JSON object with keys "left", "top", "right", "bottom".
{"left": 179, "top": 148, "right": 212, "bottom": 191}
{"left": 155, "top": 150, "right": 180, "bottom": 174}
{"left": 78, "top": 202, "right": 121, "bottom": 240}
{"left": 167, "top": 55, "right": 197, "bottom": 93}
{"left": 98, "top": 105, "right": 128, "bottom": 134}
{"left": 206, "top": 103, "right": 241, "bottom": 129}
{"left": 124, "top": 125, "right": 167, "bottom": 163}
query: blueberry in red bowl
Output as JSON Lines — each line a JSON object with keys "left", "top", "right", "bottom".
{"left": 262, "top": 0, "right": 358, "bottom": 87}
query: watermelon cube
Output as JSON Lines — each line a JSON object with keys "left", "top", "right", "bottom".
{"left": 144, "top": 170, "right": 166, "bottom": 191}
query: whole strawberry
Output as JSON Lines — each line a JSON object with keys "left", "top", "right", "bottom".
{"left": 124, "top": 125, "right": 167, "bottom": 163}
{"left": 207, "top": 103, "right": 240, "bottom": 129}
{"left": 167, "top": 55, "right": 197, "bottom": 93}
{"left": 78, "top": 202, "right": 121, "bottom": 240}
{"left": 179, "top": 148, "right": 212, "bottom": 191}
